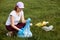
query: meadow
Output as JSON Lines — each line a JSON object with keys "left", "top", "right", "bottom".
{"left": 0, "top": 0, "right": 60, "bottom": 40}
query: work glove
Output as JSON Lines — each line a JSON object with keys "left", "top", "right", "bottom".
{"left": 17, "top": 29, "right": 24, "bottom": 35}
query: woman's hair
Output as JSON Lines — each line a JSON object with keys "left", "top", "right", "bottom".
{"left": 14, "top": 6, "right": 18, "bottom": 11}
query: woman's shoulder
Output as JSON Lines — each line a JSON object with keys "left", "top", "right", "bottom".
{"left": 10, "top": 10, "right": 16, "bottom": 13}
{"left": 10, "top": 10, "right": 16, "bottom": 15}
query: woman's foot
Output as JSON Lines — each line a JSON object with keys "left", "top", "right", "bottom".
{"left": 6, "top": 31, "right": 13, "bottom": 37}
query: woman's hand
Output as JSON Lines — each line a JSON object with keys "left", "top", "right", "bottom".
{"left": 22, "top": 20, "right": 26, "bottom": 23}
{"left": 18, "top": 29, "right": 24, "bottom": 35}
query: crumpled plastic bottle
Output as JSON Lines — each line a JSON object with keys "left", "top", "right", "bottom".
{"left": 42, "top": 25, "right": 53, "bottom": 31}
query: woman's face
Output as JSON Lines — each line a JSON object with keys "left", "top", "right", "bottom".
{"left": 17, "top": 7, "right": 23, "bottom": 12}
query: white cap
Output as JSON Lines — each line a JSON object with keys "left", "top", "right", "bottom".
{"left": 16, "top": 2, "right": 24, "bottom": 8}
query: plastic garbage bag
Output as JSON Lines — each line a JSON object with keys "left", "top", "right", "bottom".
{"left": 17, "top": 18, "right": 32, "bottom": 37}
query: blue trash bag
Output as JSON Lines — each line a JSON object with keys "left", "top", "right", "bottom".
{"left": 17, "top": 18, "right": 32, "bottom": 37}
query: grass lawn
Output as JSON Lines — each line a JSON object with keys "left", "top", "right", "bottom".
{"left": 0, "top": 0, "right": 60, "bottom": 40}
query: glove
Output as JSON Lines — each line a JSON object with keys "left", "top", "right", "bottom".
{"left": 17, "top": 29, "right": 24, "bottom": 35}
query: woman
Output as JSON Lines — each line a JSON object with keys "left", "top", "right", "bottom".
{"left": 5, "top": 2, "right": 26, "bottom": 36}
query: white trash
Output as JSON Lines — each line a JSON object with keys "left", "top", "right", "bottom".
{"left": 42, "top": 25, "right": 53, "bottom": 31}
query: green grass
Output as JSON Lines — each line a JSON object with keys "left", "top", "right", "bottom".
{"left": 0, "top": 0, "right": 60, "bottom": 40}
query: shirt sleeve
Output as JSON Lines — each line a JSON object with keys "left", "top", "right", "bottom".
{"left": 9, "top": 10, "right": 15, "bottom": 16}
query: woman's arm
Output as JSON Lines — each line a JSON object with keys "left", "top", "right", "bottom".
{"left": 21, "top": 14, "right": 26, "bottom": 23}
{"left": 10, "top": 15, "right": 20, "bottom": 31}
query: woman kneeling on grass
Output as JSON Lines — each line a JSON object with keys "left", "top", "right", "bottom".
{"left": 5, "top": 2, "right": 26, "bottom": 36}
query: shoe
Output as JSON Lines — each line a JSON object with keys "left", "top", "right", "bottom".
{"left": 6, "top": 32, "right": 13, "bottom": 37}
